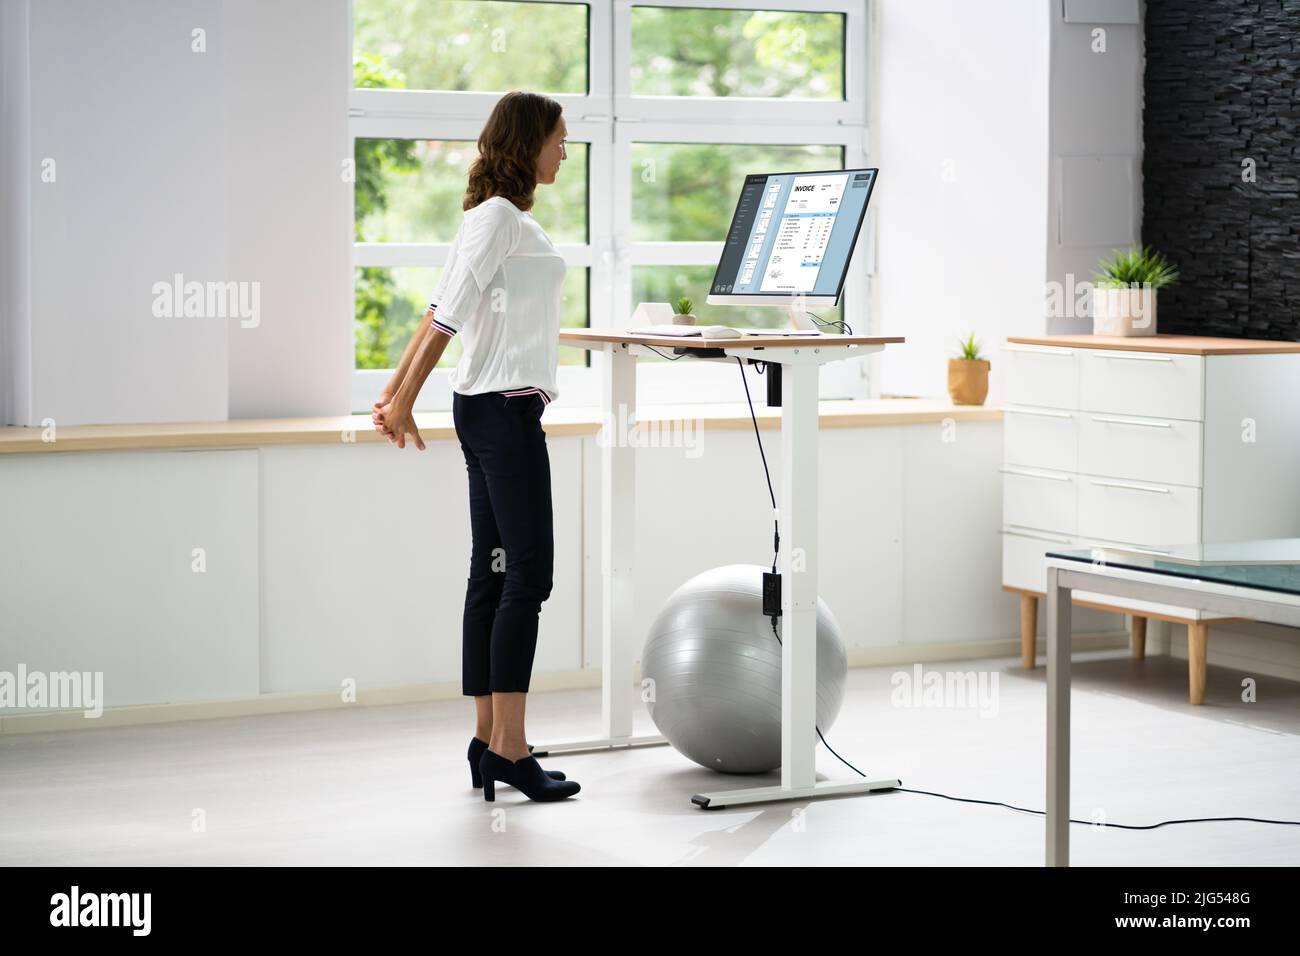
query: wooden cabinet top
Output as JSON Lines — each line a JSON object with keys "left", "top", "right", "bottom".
{"left": 1006, "top": 334, "right": 1300, "bottom": 356}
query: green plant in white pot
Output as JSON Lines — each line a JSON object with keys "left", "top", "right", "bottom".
{"left": 1091, "top": 245, "right": 1179, "bottom": 337}
{"left": 672, "top": 296, "right": 696, "bottom": 326}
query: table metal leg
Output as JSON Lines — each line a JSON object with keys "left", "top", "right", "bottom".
{"left": 691, "top": 357, "right": 899, "bottom": 809}
{"left": 782, "top": 360, "right": 818, "bottom": 792}
{"left": 532, "top": 343, "right": 667, "bottom": 757}
{"left": 1046, "top": 565, "right": 1072, "bottom": 866}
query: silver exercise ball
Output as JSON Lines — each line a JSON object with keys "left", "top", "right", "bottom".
{"left": 642, "top": 564, "right": 848, "bottom": 774}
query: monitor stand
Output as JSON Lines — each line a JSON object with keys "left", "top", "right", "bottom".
{"left": 786, "top": 300, "right": 818, "bottom": 332}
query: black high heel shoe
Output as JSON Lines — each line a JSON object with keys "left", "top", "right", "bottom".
{"left": 479, "top": 748, "right": 581, "bottom": 803}
{"left": 467, "top": 736, "right": 565, "bottom": 788}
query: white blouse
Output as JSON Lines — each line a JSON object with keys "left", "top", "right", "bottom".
{"left": 428, "top": 195, "right": 566, "bottom": 405}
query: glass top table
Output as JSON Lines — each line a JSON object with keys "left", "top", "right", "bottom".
{"left": 1042, "top": 537, "right": 1300, "bottom": 866}
{"left": 1047, "top": 538, "right": 1300, "bottom": 598}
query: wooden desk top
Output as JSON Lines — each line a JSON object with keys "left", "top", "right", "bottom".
{"left": 560, "top": 328, "right": 905, "bottom": 349}
{"left": 1007, "top": 334, "right": 1300, "bottom": 356}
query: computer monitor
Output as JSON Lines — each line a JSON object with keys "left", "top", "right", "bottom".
{"left": 707, "top": 167, "right": 877, "bottom": 310}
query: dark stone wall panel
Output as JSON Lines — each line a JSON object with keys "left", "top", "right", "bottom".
{"left": 1143, "top": 0, "right": 1299, "bottom": 339}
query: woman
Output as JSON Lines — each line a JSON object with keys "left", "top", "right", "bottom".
{"left": 373, "top": 91, "right": 579, "bottom": 804}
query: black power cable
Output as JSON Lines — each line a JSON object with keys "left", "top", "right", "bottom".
{"left": 895, "top": 788, "right": 1300, "bottom": 830}
{"left": 733, "top": 354, "right": 1300, "bottom": 833}
{"left": 804, "top": 309, "right": 852, "bottom": 335}
{"left": 734, "top": 356, "right": 779, "bottom": 575}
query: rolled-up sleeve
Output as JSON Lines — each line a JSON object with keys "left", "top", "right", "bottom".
{"left": 428, "top": 202, "right": 521, "bottom": 336}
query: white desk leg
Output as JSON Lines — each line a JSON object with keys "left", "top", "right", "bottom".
{"left": 692, "top": 356, "right": 899, "bottom": 809}
{"left": 780, "top": 361, "right": 819, "bottom": 792}
{"left": 532, "top": 343, "right": 667, "bottom": 757}
{"left": 602, "top": 342, "right": 637, "bottom": 741}
{"left": 1046, "top": 565, "right": 1072, "bottom": 866}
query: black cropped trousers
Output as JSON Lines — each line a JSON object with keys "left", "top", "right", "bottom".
{"left": 451, "top": 389, "right": 554, "bottom": 696}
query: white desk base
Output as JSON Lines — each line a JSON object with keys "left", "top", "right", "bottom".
{"left": 1046, "top": 557, "right": 1300, "bottom": 866}
{"left": 534, "top": 338, "right": 902, "bottom": 809}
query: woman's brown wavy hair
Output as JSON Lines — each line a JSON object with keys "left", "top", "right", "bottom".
{"left": 463, "top": 91, "right": 564, "bottom": 213}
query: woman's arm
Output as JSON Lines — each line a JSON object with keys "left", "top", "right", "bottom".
{"left": 383, "top": 307, "right": 435, "bottom": 399}
{"left": 372, "top": 307, "right": 437, "bottom": 436}
{"left": 376, "top": 317, "right": 453, "bottom": 450}
{"left": 392, "top": 319, "right": 451, "bottom": 411}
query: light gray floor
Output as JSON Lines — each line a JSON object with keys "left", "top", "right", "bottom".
{"left": 2, "top": 649, "right": 1298, "bottom": 866}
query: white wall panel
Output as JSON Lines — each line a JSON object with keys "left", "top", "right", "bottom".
{"left": 0, "top": 449, "right": 259, "bottom": 710}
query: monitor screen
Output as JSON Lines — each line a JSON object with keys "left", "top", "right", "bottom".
{"left": 707, "top": 168, "right": 877, "bottom": 306}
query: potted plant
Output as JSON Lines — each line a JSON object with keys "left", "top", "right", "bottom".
{"left": 948, "top": 332, "right": 990, "bottom": 405}
{"left": 1091, "top": 245, "right": 1179, "bottom": 337}
{"left": 672, "top": 296, "right": 696, "bottom": 326}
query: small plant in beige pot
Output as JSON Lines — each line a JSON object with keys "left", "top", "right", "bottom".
{"left": 1091, "top": 245, "right": 1179, "bottom": 337}
{"left": 948, "top": 332, "right": 990, "bottom": 405}
{"left": 672, "top": 296, "right": 696, "bottom": 326}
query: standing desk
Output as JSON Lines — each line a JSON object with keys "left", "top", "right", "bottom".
{"left": 1044, "top": 543, "right": 1300, "bottom": 866}
{"left": 533, "top": 328, "right": 905, "bottom": 810}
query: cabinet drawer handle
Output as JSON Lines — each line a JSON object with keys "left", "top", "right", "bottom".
{"left": 1089, "top": 478, "right": 1171, "bottom": 494}
{"left": 1091, "top": 415, "right": 1173, "bottom": 429}
{"left": 1003, "top": 526, "right": 1073, "bottom": 544}
{"left": 1094, "top": 353, "right": 1174, "bottom": 363}
{"left": 1005, "top": 406, "right": 1074, "bottom": 419}
{"left": 999, "top": 467, "right": 1072, "bottom": 482}
{"left": 1003, "top": 344, "right": 1074, "bottom": 355}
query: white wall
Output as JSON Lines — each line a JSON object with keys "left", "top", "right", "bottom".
{"left": 29, "top": 0, "right": 231, "bottom": 426}
{"left": 601, "top": 417, "right": 1019, "bottom": 662}
{"left": 222, "top": 0, "right": 353, "bottom": 420}
{"left": 257, "top": 439, "right": 586, "bottom": 694}
{"left": 1, "top": 0, "right": 33, "bottom": 427}
{"left": 872, "top": 0, "right": 1147, "bottom": 389}
{"left": 0, "top": 448, "right": 261, "bottom": 705}
{"left": 9, "top": 419, "right": 1297, "bottom": 719}
{"left": 1, "top": 0, "right": 351, "bottom": 427}
{"left": 873, "top": 0, "right": 1050, "bottom": 402}
{"left": 1045, "top": 0, "right": 1144, "bottom": 334}
{"left": 0, "top": 420, "right": 1025, "bottom": 714}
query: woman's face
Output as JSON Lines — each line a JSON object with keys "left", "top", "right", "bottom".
{"left": 536, "top": 115, "right": 567, "bottom": 186}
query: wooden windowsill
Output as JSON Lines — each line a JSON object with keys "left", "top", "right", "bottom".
{"left": 0, "top": 398, "right": 1001, "bottom": 455}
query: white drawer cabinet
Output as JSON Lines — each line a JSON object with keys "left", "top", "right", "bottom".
{"left": 1000, "top": 335, "right": 1300, "bottom": 702}
{"left": 1076, "top": 474, "right": 1201, "bottom": 545}
{"left": 1078, "top": 349, "right": 1205, "bottom": 420}
{"left": 1001, "top": 466, "right": 1076, "bottom": 534}
{"left": 1077, "top": 412, "right": 1202, "bottom": 487}
{"left": 1003, "top": 344, "right": 1079, "bottom": 408}
{"left": 1001, "top": 526, "right": 1073, "bottom": 593}
{"left": 1004, "top": 406, "right": 1077, "bottom": 472}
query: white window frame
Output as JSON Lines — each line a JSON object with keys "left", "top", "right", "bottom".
{"left": 349, "top": 0, "right": 875, "bottom": 412}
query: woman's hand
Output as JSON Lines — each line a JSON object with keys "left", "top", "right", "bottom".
{"left": 378, "top": 400, "right": 425, "bottom": 451}
{"left": 372, "top": 388, "right": 396, "bottom": 438}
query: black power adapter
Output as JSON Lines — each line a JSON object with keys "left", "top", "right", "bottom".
{"left": 762, "top": 570, "right": 781, "bottom": 618}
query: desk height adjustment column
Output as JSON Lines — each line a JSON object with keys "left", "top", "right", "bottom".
{"left": 691, "top": 347, "right": 901, "bottom": 810}
{"left": 763, "top": 359, "right": 781, "bottom": 407}
{"left": 602, "top": 342, "right": 638, "bottom": 741}
{"left": 531, "top": 341, "right": 669, "bottom": 758}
